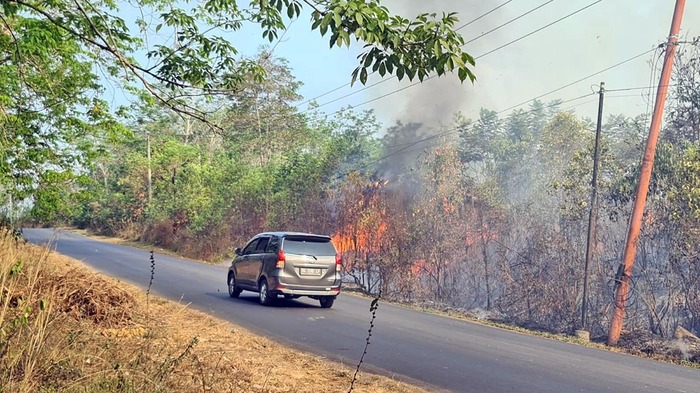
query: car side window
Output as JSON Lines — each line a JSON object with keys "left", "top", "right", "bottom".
{"left": 255, "top": 237, "right": 269, "bottom": 253}
{"left": 265, "top": 237, "right": 279, "bottom": 253}
{"left": 242, "top": 239, "right": 259, "bottom": 255}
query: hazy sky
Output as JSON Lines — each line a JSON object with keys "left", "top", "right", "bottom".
{"left": 244, "top": 0, "right": 700, "bottom": 129}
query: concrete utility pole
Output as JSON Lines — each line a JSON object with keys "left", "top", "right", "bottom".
{"left": 581, "top": 82, "right": 605, "bottom": 332}
{"left": 607, "top": 0, "right": 686, "bottom": 346}
{"left": 8, "top": 192, "right": 13, "bottom": 226}
{"left": 147, "top": 132, "right": 153, "bottom": 204}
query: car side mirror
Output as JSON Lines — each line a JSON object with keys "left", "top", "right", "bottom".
{"left": 234, "top": 247, "right": 242, "bottom": 256}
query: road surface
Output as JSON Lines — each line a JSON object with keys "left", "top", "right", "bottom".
{"left": 24, "top": 228, "right": 699, "bottom": 393}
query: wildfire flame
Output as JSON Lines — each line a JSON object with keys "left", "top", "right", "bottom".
{"left": 332, "top": 222, "right": 387, "bottom": 254}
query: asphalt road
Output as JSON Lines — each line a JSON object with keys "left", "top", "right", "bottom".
{"left": 24, "top": 228, "right": 700, "bottom": 393}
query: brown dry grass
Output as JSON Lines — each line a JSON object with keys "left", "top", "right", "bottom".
{"left": 0, "top": 229, "right": 427, "bottom": 393}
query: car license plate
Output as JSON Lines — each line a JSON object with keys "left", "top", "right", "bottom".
{"left": 300, "top": 268, "right": 322, "bottom": 276}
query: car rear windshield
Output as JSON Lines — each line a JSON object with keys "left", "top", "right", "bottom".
{"left": 282, "top": 236, "right": 336, "bottom": 256}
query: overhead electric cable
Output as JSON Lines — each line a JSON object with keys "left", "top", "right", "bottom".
{"left": 296, "top": 0, "right": 534, "bottom": 111}
{"left": 304, "top": 0, "right": 560, "bottom": 113}
{"left": 333, "top": 76, "right": 670, "bottom": 182}
{"left": 606, "top": 84, "right": 677, "bottom": 93}
{"left": 456, "top": 0, "right": 515, "bottom": 31}
{"left": 301, "top": 47, "right": 658, "bottom": 139}
{"left": 496, "top": 47, "right": 656, "bottom": 114}
{"left": 311, "top": 0, "right": 605, "bottom": 114}
{"left": 463, "top": 0, "right": 555, "bottom": 47}
{"left": 478, "top": 0, "right": 602, "bottom": 59}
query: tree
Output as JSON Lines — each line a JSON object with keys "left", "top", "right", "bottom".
{"left": 666, "top": 37, "right": 700, "bottom": 144}
{"left": 0, "top": 12, "right": 126, "bottom": 210}
{"left": 412, "top": 145, "right": 468, "bottom": 303}
{"left": 458, "top": 109, "right": 500, "bottom": 165}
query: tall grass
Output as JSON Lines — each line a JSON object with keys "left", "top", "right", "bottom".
{"left": 0, "top": 228, "right": 54, "bottom": 392}
{"left": 0, "top": 229, "right": 198, "bottom": 392}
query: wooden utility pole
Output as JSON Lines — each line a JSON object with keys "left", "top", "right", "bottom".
{"left": 581, "top": 82, "right": 604, "bottom": 331}
{"left": 607, "top": 0, "right": 686, "bottom": 346}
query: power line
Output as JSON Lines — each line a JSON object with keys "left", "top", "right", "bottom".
{"left": 643, "top": 46, "right": 665, "bottom": 128}
{"left": 372, "top": 89, "right": 665, "bottom": 174}
{"left": 235, "top": 46, "right": 661, "bottom": 148}
{"left": 333, "top": 75, "right": 673, "bottom": 182}
{"left": 496, "top": 48, "right": 656, "bottom": 114}
{"left": 317, "top": 0, "right": 604, "bottom": 114}
{"left": 231, "top": 2, "right": 657, "bottom": 143}
{"left": 464, "top": 0, "right": 556, "bottom": 47}
{"left": 456, "top": 0, "right": 515, "bottom": 31}
{"left": 294, "top": 0, "right": 516, "bottom": 112}
{"left": 240, "top": 0, "right": 585, "bottom": 130}
{"left": 606, "top": 84, "right": 677, "bottom": 93}
{"left": 478, "top": 0, "right": 602, "bottom": 59}
{"left": 298, "top": 0, "right": 547, "bottom": 113}
{"left": 335, "top": 86, "right": 655, "bottom": 172}
{"left": 295, "top": 0, "right": 532, "bottom": 113}
{"left": 558, "top": 93, "right": 649, "bottom": 113}
{"left": 296, "top": 0, "right": 517, "bottom": 109}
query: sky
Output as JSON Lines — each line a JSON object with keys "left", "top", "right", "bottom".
{"left": 227, "top": 0, "right": 700, "bottom": 131}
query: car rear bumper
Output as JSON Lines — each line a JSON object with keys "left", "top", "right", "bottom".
{"left": 277, "top": 287, "right": 340, "bottom": 296}
{"left": 268, "top": 276, "right": 340, "bottom": 296}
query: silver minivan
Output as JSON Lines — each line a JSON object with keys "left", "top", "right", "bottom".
{"left": 227, "top": 232, "right": 341, "bottom": 308}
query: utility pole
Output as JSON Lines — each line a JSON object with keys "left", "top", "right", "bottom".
{"left": 8, "top": 192, "right": 13, "bottom": 227}
{"left": 607, "top": 0, "right": 686, "bottom": 346}
{"left": 147, "top": 132, "right": 153, "bottom": 204}
{"left": 581, "top": 82, "right": 605, "bottom": 332}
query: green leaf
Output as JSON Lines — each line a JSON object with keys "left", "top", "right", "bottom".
{"left": 333, "top": 12, "right": 342, "bottom": 28}
{"left": 10, "top": 260, "right": 23, "bottom": 276}
{"left": 396, "top": 65, "right": 405, "bottom": 80}
{"left": 351, "top": 67, "right": 360, "bottom": 85}
{"left": 458, "top": 67, "right": 467, "bottom": 82}
{"left": 355, "top": 12, "right": 363, "bottom": 25}
{"left": 363, "top": 52, "right": 373, "bottom": 68}
{"left": 406, "top": 66, "right": 416, "bottom": 80}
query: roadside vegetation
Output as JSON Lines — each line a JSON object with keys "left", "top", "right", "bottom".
{"left": 3, "top": 0, "right": 700, "bottom": 374}
{"left": 0, "top": 228, "right": 426, "bottom": 392}
{"left": 27, "top": 38, "right": 700, "bottom": 355}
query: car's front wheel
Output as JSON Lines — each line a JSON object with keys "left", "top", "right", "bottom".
{"left": 319, "top": 296, "right": 335, "bottom": 308}
{"left": 228, "top": 273, "right": 242, "bottom": 298}
{"left": 258, "top": 278, "right": 275, "bottom": 306}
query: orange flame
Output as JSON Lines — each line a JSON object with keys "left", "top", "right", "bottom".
{"left": 332, "top": 222, "right": 387, "bottom": 254}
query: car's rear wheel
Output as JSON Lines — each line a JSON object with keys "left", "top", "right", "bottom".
{"left": 259, "top": 278, "right": 275, "bottom": 306}
{"left": 228, "top": 273, "right": 242, "bottom": 298}
{"left": 319, "top": 296, "right": 335, "bottom": 308}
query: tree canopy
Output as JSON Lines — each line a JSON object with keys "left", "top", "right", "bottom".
{"left": 0, "top": 0, "right": 476, "bottom": 206}
{"left": 2, "top": 0, "right": 476, "bottom": 122}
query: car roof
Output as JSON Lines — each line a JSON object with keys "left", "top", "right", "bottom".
{"left": 255, "top": 231, "right": 332, "bottom": 239}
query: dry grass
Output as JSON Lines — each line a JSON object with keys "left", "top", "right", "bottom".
{"left": 0, "top": 229, "right": 427, "bottom": 393}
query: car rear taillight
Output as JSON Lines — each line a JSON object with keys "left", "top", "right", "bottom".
{"left": 276, "top": 250, "right": 286, "bottom": 269}
{"left": 335, "top": 253, "right": 342, "bottom": 272}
